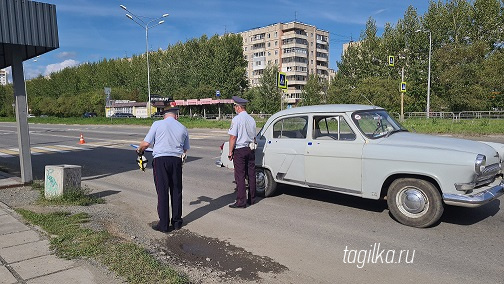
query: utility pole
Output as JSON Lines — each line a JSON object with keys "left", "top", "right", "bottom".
{"left": 401, "top": 67, "right": 404, "bottom": 121}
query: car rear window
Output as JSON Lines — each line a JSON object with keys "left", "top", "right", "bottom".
{"left": 272, "top": 116, "right": 308, "bottom": 139}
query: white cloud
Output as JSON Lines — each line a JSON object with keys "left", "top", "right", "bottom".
{"left": 56, "top": 52, "right": 77, "bottom": 59}
{"left": 43, "top": 59, "right": 80, "bottom": 76}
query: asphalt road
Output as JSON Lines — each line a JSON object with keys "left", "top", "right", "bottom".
{"left": 1, "top": 122, "right": 503, "bottom": 283}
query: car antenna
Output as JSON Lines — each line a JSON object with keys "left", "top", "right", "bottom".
{"left": 360, "top": 94, "right": 375, "bottom": 106}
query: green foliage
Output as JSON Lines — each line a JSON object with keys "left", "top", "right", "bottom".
{"left": 0, "top": 34, "right": 247, "bottom": 118}
{"left": 32, "top": 181, "right": 104, "bottom": 206}
{"left": 299, "top": 74, "right": 327, "bottom": 106}
{"left": 16, "top": 209, "right": 188, "bottom": 283}
{"left": 253, "top": 64, "right": 281, "bottom": 114}
{"left": 332, "top": 0, "right": 504, "bottom": 113}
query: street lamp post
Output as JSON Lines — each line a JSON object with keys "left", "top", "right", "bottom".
{"left": 120, "top": 5, "right": 168, "bottom": 118}
{"left": 416, "top": 29, "right": 432, "bottom": 118}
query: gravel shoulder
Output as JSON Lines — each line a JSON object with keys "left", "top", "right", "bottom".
{"left": 0, "top": 185, "right": 288, "bottom": 284}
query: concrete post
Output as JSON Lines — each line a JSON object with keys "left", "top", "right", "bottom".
{"left": 44, "top": 165, "right": 82, "bottom": 199}
{"left": 9, "top": 46, "right": 33, "bottom": 183}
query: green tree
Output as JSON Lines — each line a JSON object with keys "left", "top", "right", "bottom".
{"left": 300, "top": 74, "right": 325, "bottom": 106}
{"left": 255, "top": 64, "right": 281, "bottom": 114}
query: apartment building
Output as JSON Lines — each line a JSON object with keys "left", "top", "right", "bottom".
{"left": 0, "top": 69, "right": 7, "bottom": 85}
{"left": 239, "top": 21, "right": 329, "bottom": 105}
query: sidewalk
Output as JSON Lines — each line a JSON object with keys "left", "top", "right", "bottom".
{"left": 0, "top": 171, "right": 24, "bottom": 190}
{"left": 0, "top": 172, "right": 122, "bottom": 284}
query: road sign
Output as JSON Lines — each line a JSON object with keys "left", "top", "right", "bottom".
{"left": 104, "top": 87, "right": 111, "bottom": 95}
{"left": 278, "top": 72, "right": 287, "bottom": 89}
{"left": 388, "top": 56, "right": 394, "bottom": 66}
{"left": 216, "top": 90, "right": 220, "bottom": 97}
{"left": 400, "top": 82, "right": 406, "bottom": 92}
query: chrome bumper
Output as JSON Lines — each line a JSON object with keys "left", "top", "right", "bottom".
{"left": 443, "top": 182, "right": 504, "bottom": 208}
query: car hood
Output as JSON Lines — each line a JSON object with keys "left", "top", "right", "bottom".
{"left": 378, "top": 132, "right": 496, "bottom": 156}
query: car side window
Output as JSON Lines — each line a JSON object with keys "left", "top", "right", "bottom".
{"left": 273, "top": 116, "right": 308, "bottom": 139}
{"left": 313, "top": 116, "right": 356, "bottom": 141}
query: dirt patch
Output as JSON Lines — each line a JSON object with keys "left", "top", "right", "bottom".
{"left": 156, "top": 229, "right": 288, "bottom": 282}
{"left": 0, "top": 185, "right": 289, "bottom": 283}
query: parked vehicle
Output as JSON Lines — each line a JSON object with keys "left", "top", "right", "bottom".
{"left": 151, "top": 111, "right": 164, "bottom": 118}
{"left": 27, "top": 114, "right": 36, "bottom": 118}
{"left": 218, "top": 104, "right": 504, "bottom": 227}
{"left": 83, "top": 112, "right": 97, "bottom": 118}
{"left": 111, "top": 112, "right": 135, "bottom": 118}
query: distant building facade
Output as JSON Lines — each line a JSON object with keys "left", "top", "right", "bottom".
{"left": 239, "top": 21, "right": 329, "bottom": 105}
{"left": 0, "top": 69, "right": 7, "bottom": 85}
{"left": 342, "top": 40, "right": 361, "bottom": 55}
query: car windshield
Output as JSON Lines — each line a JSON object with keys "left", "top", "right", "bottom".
{"left": 351, "top": 109, "right": 408, "bottom": 139}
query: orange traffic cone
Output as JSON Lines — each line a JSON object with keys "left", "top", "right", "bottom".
{"left": 79, "top": 133, "right": 86, "bottom": 144}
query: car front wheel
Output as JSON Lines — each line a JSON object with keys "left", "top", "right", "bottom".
{"left": 387, "top": 178, "right": 444, "bottom": 228}
{"left": 255, "top": 168, "right": 277, "bottom": 197}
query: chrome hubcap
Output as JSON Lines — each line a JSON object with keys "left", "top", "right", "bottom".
{"left": 397, "top": 187, "right": 429, "bottom": 218}
{"left": 256, "top": 170, "right": 266, "bottom": 191}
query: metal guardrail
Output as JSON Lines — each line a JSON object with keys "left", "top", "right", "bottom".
{"left": 404, "top": 112, "right": 457, "bottom": 119}
{"left": 181, "top": 111, "right": 504, "bottom": 120}
{"left": 403, "top": 111, "right": 504, "bottom": 120}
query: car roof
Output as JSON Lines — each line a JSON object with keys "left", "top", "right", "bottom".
{"left": 268, "top": 104, "right": 383, "bottom": 119}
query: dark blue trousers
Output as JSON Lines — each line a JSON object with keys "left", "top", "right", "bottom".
{"left": 153, "top": 156, "right": 183, "bottom": 231}
{"left": 233, "top": 147, "right": 256, "bottom": 206}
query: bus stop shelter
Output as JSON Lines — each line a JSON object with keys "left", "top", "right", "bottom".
{"left": 0, "top": 0, "right": 59, "bottom": 183}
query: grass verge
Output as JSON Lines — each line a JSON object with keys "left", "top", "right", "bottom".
{"left": 1, "top": 115, "right": 503, "bottom": 135}
{"left": 32, "top": 180, "right": 105, "bottom": 206}
{"left": 401, "top": 118, "right": 504, "bottom": 135}
{"left": 15, "top": 209, "right": 188, "bottom": 284}
{"left": 19, "top": 181, "right": 189, "bottom": 283}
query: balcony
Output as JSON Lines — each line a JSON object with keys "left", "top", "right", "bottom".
{"left": 282, "top": 52, "right": 307, "bottom": 59}
{"left": 281, "top": 60, "right": 308, "bottom": 68}
{"left": 287, "top": 79, "right": 307, "bottom": 85}
{"left": 281, "top": 32, "right": 307, "bottom": 40}
{"left": 282, "top": 42, "right": 307, "bottom": 49}
{"left": 253, "top": 61, "right": 266, "bottom": 71}
{"left": 316, "top": 55, "right": 328, "bottom": 62}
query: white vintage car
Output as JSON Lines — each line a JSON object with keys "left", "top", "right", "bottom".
{"left": 218, "top": 104, "right": 504, "bottom": 228}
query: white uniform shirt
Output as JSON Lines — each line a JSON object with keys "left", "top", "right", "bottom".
{"left": 143, "top": 117, "right": 190, "bottom": 158}
{"left": 228, "top": 111, "right": 256, "bottom": 149}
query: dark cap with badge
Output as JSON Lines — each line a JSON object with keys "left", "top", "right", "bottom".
{"left": 162, "top": 107, "right": 180, "bottom": 115}
{"left": 232, "top": 96, "right": 248, "bottom": 106}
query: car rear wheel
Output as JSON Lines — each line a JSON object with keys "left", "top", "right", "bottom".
{"left": 387, "top": 178, "right": 444, "bottom": 228}
{"left": 255, "top": 168, "right": 277, "bottom": 197}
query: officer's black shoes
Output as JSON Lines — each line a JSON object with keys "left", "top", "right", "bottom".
{"left": 151, "top": 223, "right": 171, "bottom": 233}
{"left": 229, "top": 203, "right": 247, "bottom": 209}
{"left": 173, "top": 223, "right": 182, "bottom": 230}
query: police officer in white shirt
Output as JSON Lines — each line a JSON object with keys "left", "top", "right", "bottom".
{"left": 228, "top": 96, "right": 256, "bottom": 208}
{"left": 137, "top": 107, "right": 190, "bottom": 232}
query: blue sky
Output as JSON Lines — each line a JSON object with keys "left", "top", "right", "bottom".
{"left": 11, "top": 0, "right": 429, "bottom": 81}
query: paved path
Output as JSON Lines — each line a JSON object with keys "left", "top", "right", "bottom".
{"left": 0, "top": 173, "right": 122, "bottom": 284}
